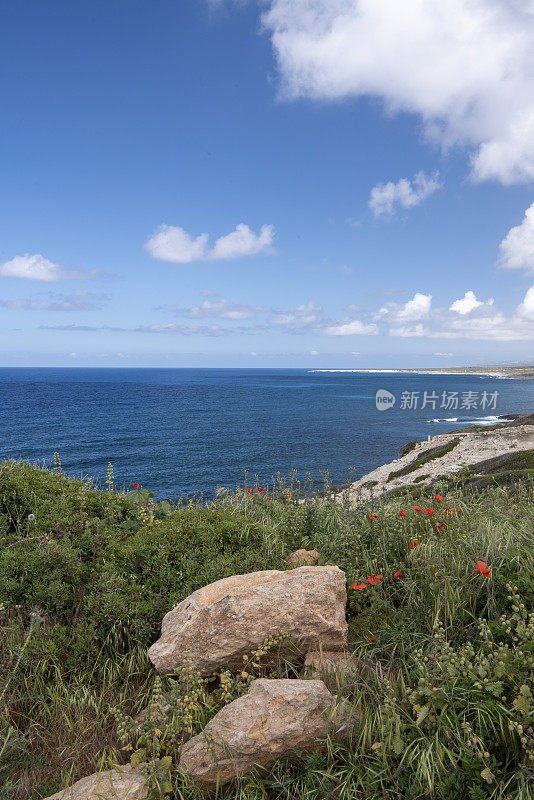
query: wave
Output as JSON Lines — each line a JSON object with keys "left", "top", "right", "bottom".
{"left": 427, "top": 415, "right": 512, "bottom": 425}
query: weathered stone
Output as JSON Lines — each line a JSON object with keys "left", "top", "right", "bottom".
{"left": 286, "top": 548, "right": 321, "bottom": 568}
{"left": 43, "top": 766, "right": 148, "bottom": 800}
{"left": 179, "top": 678, "right": 357, "bottom": 791}
{"left": 301, "top": 650, "right": 364, "bottom": 692}
{"left": 149, "top": 566, "right": 348, "bottom": 676}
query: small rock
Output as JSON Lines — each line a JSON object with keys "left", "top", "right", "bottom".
{"left": 286, "top": 548, "right": 321, "bottom": 568}
{"left": 179, "top": 678, "right": 357, "bottom": 792}
{"left": 43, "top": 766, "right": 148, "bottom": 800}
{"left": 149, "top": 566, "right": 348, "bottom": 676}
{"left": 301, "top": 650, "right": 364, "bottom": 692}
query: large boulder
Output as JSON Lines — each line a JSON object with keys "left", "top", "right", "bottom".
{"left": 149, "top": 566, "right": 348, "bottom": 675}
{"left": 43, "top": 766, "right": 148, "bottom": 800}
{"left": 179, "top": 678, "right": 357, "bottom": 791}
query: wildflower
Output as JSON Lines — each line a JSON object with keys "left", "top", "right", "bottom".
{"left": 366, "top": 575, "right": 383, "bottom": 586}
{"left": 132, "top": 482, "right": 140, "bottom": 489}
{"left": 473, "top": 561, "right": 491, "bottom": 579}
{"left": 434, "top": 523, "right": 445, "bottom": 532}
{"left": 27, "top": 514, "right": 35, "bottom": 521}
{"left": 369, "top": 514, "right": 379, "bottom": 520}
{"left": 412, "top": 506, "right": 422, "bottom": 512}
{"left": 399, "top": 510, "right": 407, "bottom": 517}
{"left": 425, "top": 508, "right": 435, "bottom": 516}
{"left": 368, "top": 637, "right": 377, "bottom": 642}
{"left": 393, "top": 571, "right": 402, "bottom": 579}
{"left": 350, "top": 583, "right": 367, "bottom": 590}
{"left": 409, "top": 540, "right": 419, "bottom": 550}
{"left": 257, "top": 488, "right": 265, "bottom": 494}
{"left": 434, "top": 494, "right": 443, "bottom": 503}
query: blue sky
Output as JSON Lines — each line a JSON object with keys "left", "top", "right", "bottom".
{"left": 1, "top": 0, "right": 533, "bottom": 367}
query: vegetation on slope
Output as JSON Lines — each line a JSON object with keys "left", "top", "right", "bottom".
{"left": 387, "top": 438, "right": 461, "bottom": 481}
{"left": 1, "top": 459, "right": 534, "bottom": 799}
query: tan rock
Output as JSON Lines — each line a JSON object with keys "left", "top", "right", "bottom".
{"left": 179, "top": 678, "right": 357, "bottom": 791}
{"left": 286, "top": 548, "right": 321, "bottom": 568}
{"left": 149, "top": 566, "right": 348, "bottom": 676}
{"left": 43, "top": 766, "right": 148, "bottom": 800}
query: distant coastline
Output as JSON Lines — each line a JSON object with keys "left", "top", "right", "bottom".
{"left": 309, "top": 367, "right": 534, "bottom": 379}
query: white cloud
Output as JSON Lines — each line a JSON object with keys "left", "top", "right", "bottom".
{"left": 160, "top": 293, "right": 266, "bottom": 320}
{"left": 269, "top": 302, "right": 322, "bottom": 326}
{"left": 379, "top": 292, "right": 432, "bottom": 322}
{"left": 517, "top": 285, "right": 534, "bottom": 319}
{"left": 387, "top": 292, "right": 534, "bottom": 340}
{"left": 434, "top": 352, "right": 453, "bottom": 357}
{"left": 499, "top": 203, "right": 534, "bottom": 275}
{"left": 324, "top": 319, "right": 378, "bottom": 336}
{"left": 211, "top": 223, "right": 274, "bottom": 259}
{"left": 398, "top": 292, "right": 432, "bottom": 320}
{"left": 369, "top": 171, "right": 441, "bottom": 217}
{"left": 449, "top": 290, "right": 493, "bottom": 314}
{"left": 0, "top": 254, "right": 66, "bottom": 282}
{"left": 262, "top": 0, "right": 534, "bottom": 184}
{"left": 310, "top": 349, "right": 319, "bottom": 355}
{"left": 389, "top": 323, "right": 427, "bottom": 338}
{"left": 145, "top": 223, "right": 274, "bottom": 263}
{"left": 0, "top": 290, "right": 108, "bottom": 311}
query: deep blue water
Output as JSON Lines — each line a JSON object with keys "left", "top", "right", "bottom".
{"left": 0, "top": 368, "right": 531, "bottom": 498}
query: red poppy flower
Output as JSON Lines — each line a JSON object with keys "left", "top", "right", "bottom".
{"left": 132, "top": 482, "right": 140, "bottom": 488}
{"left": 409, "top": 539, "right": 419, "bottom": 550}
{"left": 393, "top": 571, "right": 402, "bottom": 579}
{"left": 350, "top": 583, "right": 367, "bottom": 590}
{"left": 434, "top": 494, "right": 443, "bottom": 503}
{"left": 368, "top": 637, "right": 377, "bottom": 642}
{"left": 473, "top": 561, "right": 491, "bottom": 579}
{"left": 257, "top": 488, "right": 265, "bottom": 494}
{"left": 425, "top": 508, "right": 435, "bottom": 516}
{"left": 412, "top": 506, "right": 422, "bottom": 512}
{"left": 366, "top": 575, "right": 383, "bottom": 585}
{"left": 369, "top": 513, "right": 379, "bottom": 520}
{"left": 434, "top": 523, "right": 445, "bottom": 532}
{"left": 399, "top": 510, "right": 407, "bottom": 517}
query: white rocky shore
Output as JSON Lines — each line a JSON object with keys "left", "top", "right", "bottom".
{"left": 346, "top": 415, "right": 534, "bottom": 502}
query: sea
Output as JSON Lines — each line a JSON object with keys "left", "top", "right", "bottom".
{"left": 0, "top": 368, "right": 531, "bottom": 499}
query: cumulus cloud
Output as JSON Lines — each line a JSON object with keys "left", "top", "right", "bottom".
{"left": 499, "top": 203, "right": 534, "bottom": 275}
{"left": 449, "top": 290, "right": 493, "bottom": 315}
{"left": 378, "top": 292, "right": 432, "bottom": 322}
{"left": 324, "top": 319, "right": 378, "bottom": 336}
{"left": 386, "top": 287, "right": 534, "bottom": 340}
{"left": 369, "top": 171, "right": 441, "bottom": 217}
{"left": 1, "top": 254, "right": 67, "bottom": 282}
{"left": 517, "top": 285, "right": 534, "bottom": 319}
{"left": 145, "top": 223, "right": 274, "bottom": 263}
{"left": 262, "top": 0, "right": 534, "bottom": 184}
